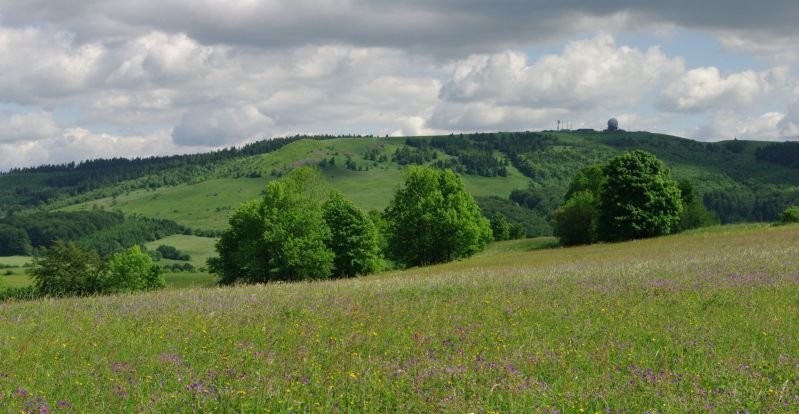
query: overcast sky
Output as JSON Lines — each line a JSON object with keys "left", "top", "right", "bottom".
{"left": 1, "top": 1, "right": 798, "bottom": 169}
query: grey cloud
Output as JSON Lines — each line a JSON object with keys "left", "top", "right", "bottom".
{"left": 2, "top": 1, "right": 798, "bottom": 55}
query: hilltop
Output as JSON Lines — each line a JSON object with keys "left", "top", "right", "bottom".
{"left": 1, "top": 131, "right": 798, "bottom": 236}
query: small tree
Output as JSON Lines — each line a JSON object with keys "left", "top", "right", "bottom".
{"left": 598, "top": 150, "right": 683, "bottom": 241}
{"left": 385, "top": 166, "right": 492, "bottom": 267}
{"left": 105, "top": 245, "right": 164, "bottom": 292}
{"left": 490, "top": 213, "right": 511, "bottom": 241}
{"left": 676, "top": 179, "right": 717, "bottom": 231}
{"left": 31, "top": 241, "right": 105, "bottom": 297}
{"left": 553, "top": 191, "right": 598, "bottom": 246}
{"left": 323, "top": 192, "right": 382, "bottom": 277}
{"left": 778, "top": 205, "right": 799, "bottom": 224}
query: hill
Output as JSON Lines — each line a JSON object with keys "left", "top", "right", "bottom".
{"left": 1, "top": 224, "right": 797, "bottom": 412}
{"left": 1, "top": 131, "right": 798, "bottom": 235}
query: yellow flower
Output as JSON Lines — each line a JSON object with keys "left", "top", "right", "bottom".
{"left": 349, "top": 371, "right": 358, "bottom": 380}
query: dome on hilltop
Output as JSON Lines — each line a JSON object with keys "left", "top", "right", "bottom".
{"left": 607, "top": 118, "right": 619, "bottom": 131}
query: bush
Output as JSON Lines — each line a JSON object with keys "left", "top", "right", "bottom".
{"left": 778, "top": 205, "right": 799, "bottom": 224}
{"left": 105, "top": 245, "right": 164, "bottom": 292}
{"left": 156, "top": 245, "right": 191, "bottom": 261}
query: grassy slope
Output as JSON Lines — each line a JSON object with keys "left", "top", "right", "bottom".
{"left": 49, "top": 133, "right": 798, "bottom": 233}
{"left": 61, "top": 137, "right": 533, "bottom": 229}
{"left": 2, "top": 224, "right": 798, "bottom": 412}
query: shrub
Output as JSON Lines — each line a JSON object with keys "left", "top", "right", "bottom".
{"left": 778, "top": 205, "right": 799, "bottom": 224}
{"left": 105, "top": 245, "right": 164, "bottom": 292}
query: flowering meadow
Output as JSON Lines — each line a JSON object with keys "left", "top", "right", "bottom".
{"left": 1, "top": 224, "right": 798, "bottom": 413}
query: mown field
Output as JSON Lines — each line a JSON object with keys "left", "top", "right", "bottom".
{"left": 1, "top": 224, "right": 798, "bottom": 412}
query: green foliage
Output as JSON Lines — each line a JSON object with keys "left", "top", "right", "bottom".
{"left": 490, "top": 213, "right": 511, "bottom": 241}
{"left": 677, "top": 179, "right": 718, "bottom": 230}
{"left": 156, "top": 245, "right": 191, "bottom": 261}
{"left": 476, "top": 196, "right": 552, "bottom": 236}
{"left": 209, "top": 168, "right": 334, "bottom": 284}
{"left": 0, "top": 211, "right": 125, "bottom": 248}
{"left": 31, "top": 241, "right": 105, "bottom": 297}
{"left": 564, "top": 165, "right": 604, "bottom": 200}
{"left": 778, "top": 205, "right": 799, "bottom": 224}
{"left": 0, "top": 224, "right": 32, "bottom": 255}
{"left": 105, "top": 245, "right": 164, "bottom": 292}
{"left": 553, "top": 191, "right": 599, "bottom": 246}
{"left": 77, "top": 216, "right": 187, "bottom": 256}
{"left": 598, "top": 150, "right": 683, "bottom": 241}
{"left": 322, "top": 192, "right": 382, "bottom": 277}
{"left": 385, "top": 166, "right": 492, "bottom": 266}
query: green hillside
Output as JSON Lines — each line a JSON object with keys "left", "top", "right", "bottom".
{"left": 2, "top": 224, "right": 798, "bottom": 412}
{"left": 3, "top": 132, "right": 798, "bottom": 234}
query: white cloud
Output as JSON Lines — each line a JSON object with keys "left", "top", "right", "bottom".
{"left": 0, "top": 128, "right": 194, "bottom": 170}
{"left": 431, "top": 34, "right": 683, "bottom": 130}
{"left": 441, "top": 34, "right": 684, "bottom": 110}
{"left": 688, "top": 106, "right": 799, "bottom": 141}
{"left": 659, "top": 67, "right": 789, "bottom": 113}
{"left": 0, "top": 112, "right": 61, "bottom": 143}
{"left": 172, "top": 105, "right": 275, "bottom": 146}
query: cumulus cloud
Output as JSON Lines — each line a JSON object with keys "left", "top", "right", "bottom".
{"left": 0, "top": 112, "right": 61, "bottom": 143}
{"left": 441, "top": 34, "right": 683, "bottom": 110}
{"left": 688, "top": 102, "right": 799, "bottom": 141}
{"left": 430, "top": 34, "right": 683, "bottom": 131}
{"left": 172, "top": 106, "right": 275, "bottom": 146}
{"left": 659, "top": 67, "right": 789, "bottom": 113}
{"left": 2, "top": 1, "right": 798, "bottom": 55}
{"left": 0, "top": 128, "right": 194, "bottom": 170}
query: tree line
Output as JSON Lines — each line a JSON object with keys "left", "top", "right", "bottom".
{"left": 0, "top": 211, "right": 189, "bottom": 256}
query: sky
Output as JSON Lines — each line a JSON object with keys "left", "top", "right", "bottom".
{"left": 1, "top": 0, "right": 798, "bottom": 170}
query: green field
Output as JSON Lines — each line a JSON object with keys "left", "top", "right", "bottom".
{"left": 0, "top": 236, "right": 220, "bottom": 292}
{"left": 59, "top": 137, "right": 535, "bottom": 230}
{"left": 2, "top": 224, "right": 798, "bottom": 412}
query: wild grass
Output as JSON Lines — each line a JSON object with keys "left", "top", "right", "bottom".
{"left": 1, "top": 224, "right": 798, "bottom": 412}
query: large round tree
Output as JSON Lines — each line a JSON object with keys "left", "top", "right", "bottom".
{"left": 598, "top": 150, "right": 683, "bottom": 241}
{"left": 209, "top": 167, "right": 334, "bottom": 284}
{"left": 384, "top": 166, "right": 492, "bottom": 267}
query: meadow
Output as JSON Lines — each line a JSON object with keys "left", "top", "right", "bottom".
{"left": 1, "top": 224, "right": 798, "bottom": 412}
{"left": 0, "top": 236, "right": 219, "bottom": 291}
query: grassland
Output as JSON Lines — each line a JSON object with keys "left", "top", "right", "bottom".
{"left": 1, "top": 224, "right": 798, "bottom": 412}
{"left": 60, "top": 137, "right": 533, "bottom": 230}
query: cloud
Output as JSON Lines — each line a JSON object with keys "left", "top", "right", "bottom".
{"left": 0, "top": 112, "right": 61, "bottom": 143}
{"left": 172, "top": 105, "right": 275, "bottom": 146}
{"left": 431, "top": 34, "right": 683, "bottom": 130}
{"left": 2, "top": 1, "right": 798, "bottom": 56}
{"left": 659, "top": 67, "right": 789, "bottom": 113}
{"left": 688, "top": 104, "right": 799, "bottom": 141}
{"left": 0, "top": 128, "right": 194, "bottom": 170}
